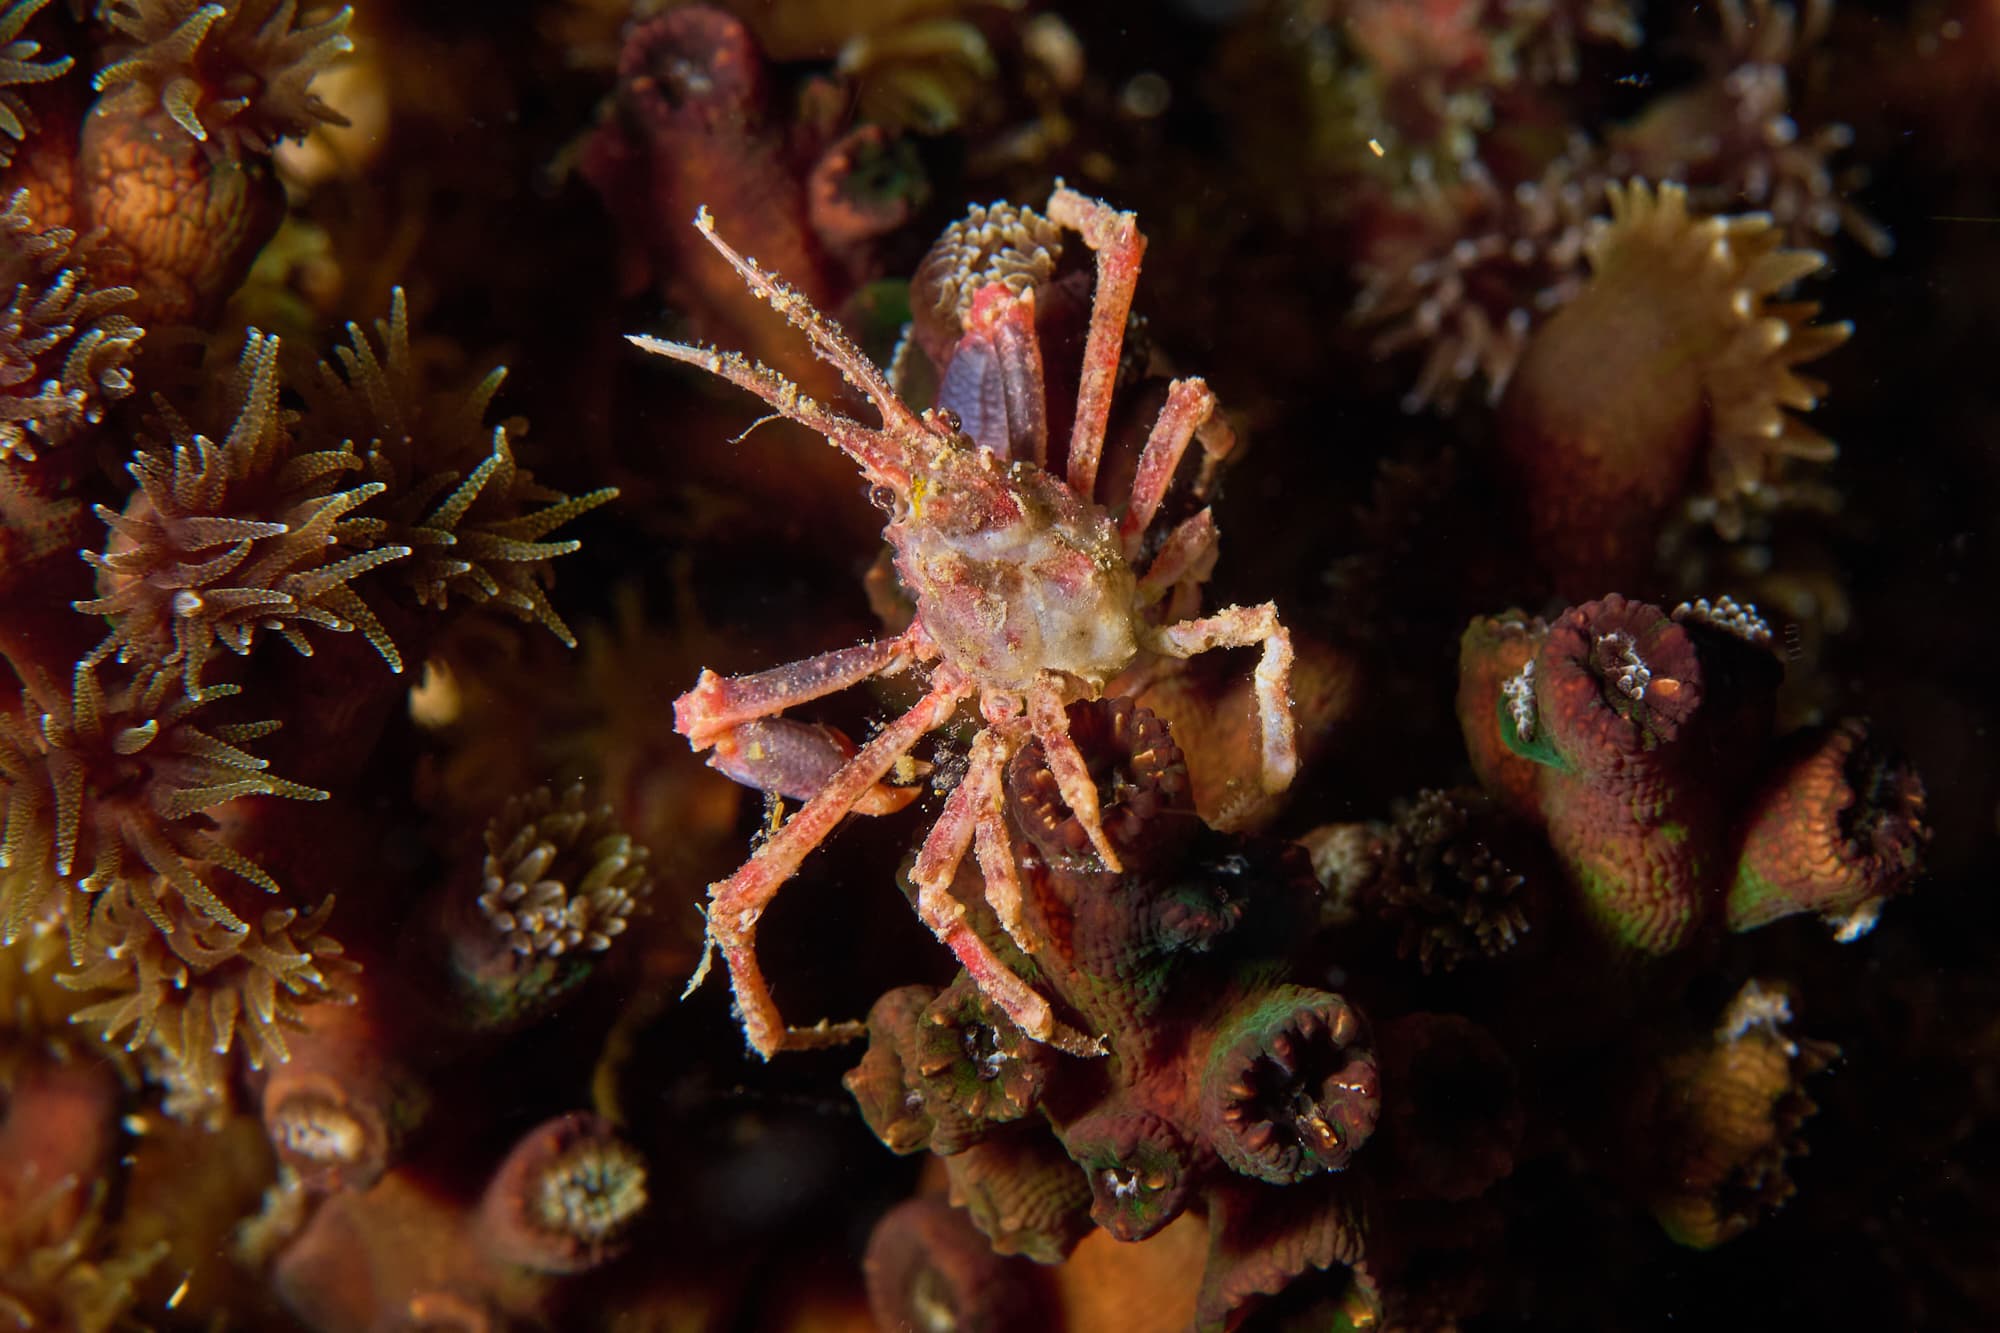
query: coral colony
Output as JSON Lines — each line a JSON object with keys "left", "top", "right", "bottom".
{"left": 0, "top": 1, "right": 1989, "bottom": 1330}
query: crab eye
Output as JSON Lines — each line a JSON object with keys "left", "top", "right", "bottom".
{"left": 867, "top": 484, "right": 897, "bottom": 512}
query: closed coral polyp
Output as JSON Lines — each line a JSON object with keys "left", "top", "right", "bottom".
{"left": 1728, "top": 720, "right": 1929, "bottom": 938}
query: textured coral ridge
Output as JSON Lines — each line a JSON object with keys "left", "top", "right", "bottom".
{"left": 848, "top": 698, "right": 1381, "bottom": 1332}
{"left": 1459, "top": 593, "right": 1927, "bottom": 952}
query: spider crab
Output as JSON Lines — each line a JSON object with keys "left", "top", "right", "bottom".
{"left": 632, "top": 187, "right": 1297, "bottom": 1059}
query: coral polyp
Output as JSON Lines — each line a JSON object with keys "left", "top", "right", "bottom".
{"left": 1498, "top": 180, "right": 1851, "bottom": 585}
{"left": 93, "top": 0, "right": 355, "bottom": 158}
{"left": 75, "top": 330, "right": 408, "bottom": 696}
{"left": 476, "top": 1112, "right": 649, "bottom": 1276}
{"left": 0, "top": 660, "right": 322, "bottom": 941}
{"left": 0, "top": 189, "right": 143, "bottom": 462}
{"left": 0, "top": 0, "right": 71, "bottom": 167}
{"left": 304, "top": 290, "right": 619, "bottom": 647}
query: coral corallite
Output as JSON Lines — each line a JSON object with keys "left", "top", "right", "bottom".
{"left": 1496, "top": 593, "right": 1716, "bottom": 953}
{"left": 1497, "top": 180, "right": 1851, "bottom": 590}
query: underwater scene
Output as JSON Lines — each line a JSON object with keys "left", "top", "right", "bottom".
{"left": 1, "top": 0, "right": 1996, "bottom": 1328}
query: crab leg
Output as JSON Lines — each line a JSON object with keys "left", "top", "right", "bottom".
{"left": 1047, "top": 187, "right": 1145, "bottom": 503}
{"left": 1139, "top": 508, "right": 1218, "bottom": 598}
{"left": 628, "top": 335, "right": 916, "bottom": 491}
{"left": 1138, "top": 508, "right": 1220, "bottom": 623}
{"left": 1118, "top": 377, "right": 1217, "bottom": 558}
{"left": 1028, "top": 679, "right": 1123, "bottom": 874}
{"left": 674, "top": 627, "right": 929, "bottom": 749}
{"left": 684, "top": 206, "right": 929, "bottom": 437}
{"left": 911, "top": 720, "right": 1103, "bottom": 1057}
{"left": 704, "top": 675, "right": 968, "bottom": 1058}
{"left": 918, "top": 720, "right": 1028, "bottom": 948}
{"left": 1145, "top": 604, "right": 1298, "bottom": 794}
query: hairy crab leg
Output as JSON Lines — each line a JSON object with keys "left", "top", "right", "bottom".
{"left": 920, "top": 720, "right": 1032, "bottom": 952}
{"left": 674, "top": 627, "right": 930, "bottom": 749}
{"left": 627, "top": 335, "right": 915, "bottom": 490}
{"left": 684, "top": 206, "right": 930, "bottom": 438}
{"left": 704, "top": 676, "right": 969, "bottom": 1058}
{"left": 1139, "top": 508, "right": 1219, "bottom": 599}
{"left": 1027, "top": 680, "right": 1124, "bottom": 874}
{"left": 1047, "top": 186, "right": 1145, "bottom": 503}
{"left": 1145, "top": 604, "right": 1299, "bottom": 794}
{"left": 911, "top": 720, "right": 1103, "bottom": 1057}
{"left": 1118, "top": 377, "right": 1218, "bottom": 559}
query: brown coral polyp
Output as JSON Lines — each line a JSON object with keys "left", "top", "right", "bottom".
{"left": 92, "top": 0, "right": 354, "bottom": 159}
{"left": 1061, "top": 1107, "right": 1191, "bottom": 1243}
{"left": 1, "top": 189, "right": 142, "bottom": 463}
{"left": 75, "top": 329, "right": 409, "bottom": 698}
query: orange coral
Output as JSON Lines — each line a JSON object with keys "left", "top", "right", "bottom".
{"left": 1639, "top": 980, "right": 1836, "bottom": 1248}
{"left": 0, "top": 659, "right": 324, "bottom": 941}
{"left": 59, "top": 883, "right": 354, "bottom": 1116}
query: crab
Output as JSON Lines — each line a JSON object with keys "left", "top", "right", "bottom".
{"left": 632, "top": 187, "right": 1297, "bottom": 1059}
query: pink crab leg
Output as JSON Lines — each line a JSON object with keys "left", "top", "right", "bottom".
{"left": 1047, "top": 186, "right": 1145, "bottom": 503}
{"left": 684, "top": 206, "right": 929, "bottom": 438}
{"left": 1191, "top": 410, "right": 1237, "bottom": 499}
{"left": 1027, "top": 679, "right": 1123, "bottom": 874}
{"left": 917, "top": 720, "right": 1030, "bottom": 951}
{"left": 705, "top": 675, "right": 969, "bottom": 1058}
{"left": 674, "top": 626, "right": 929, "bottom": 750}
{"left": 911, "top": 722, "right": 1103, "bottom": 1057}
{"left": 1138, "top": 508, "right": 1219, "bottom": 618}
{"left": 628, "top": 335, "right": 915, "bottom": 491}
{"left": 1118, "top": 377, "right": 1217, "bottom": 559}
{"left": 1145, "top": 604, "right": 1299, "bottom": 794}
